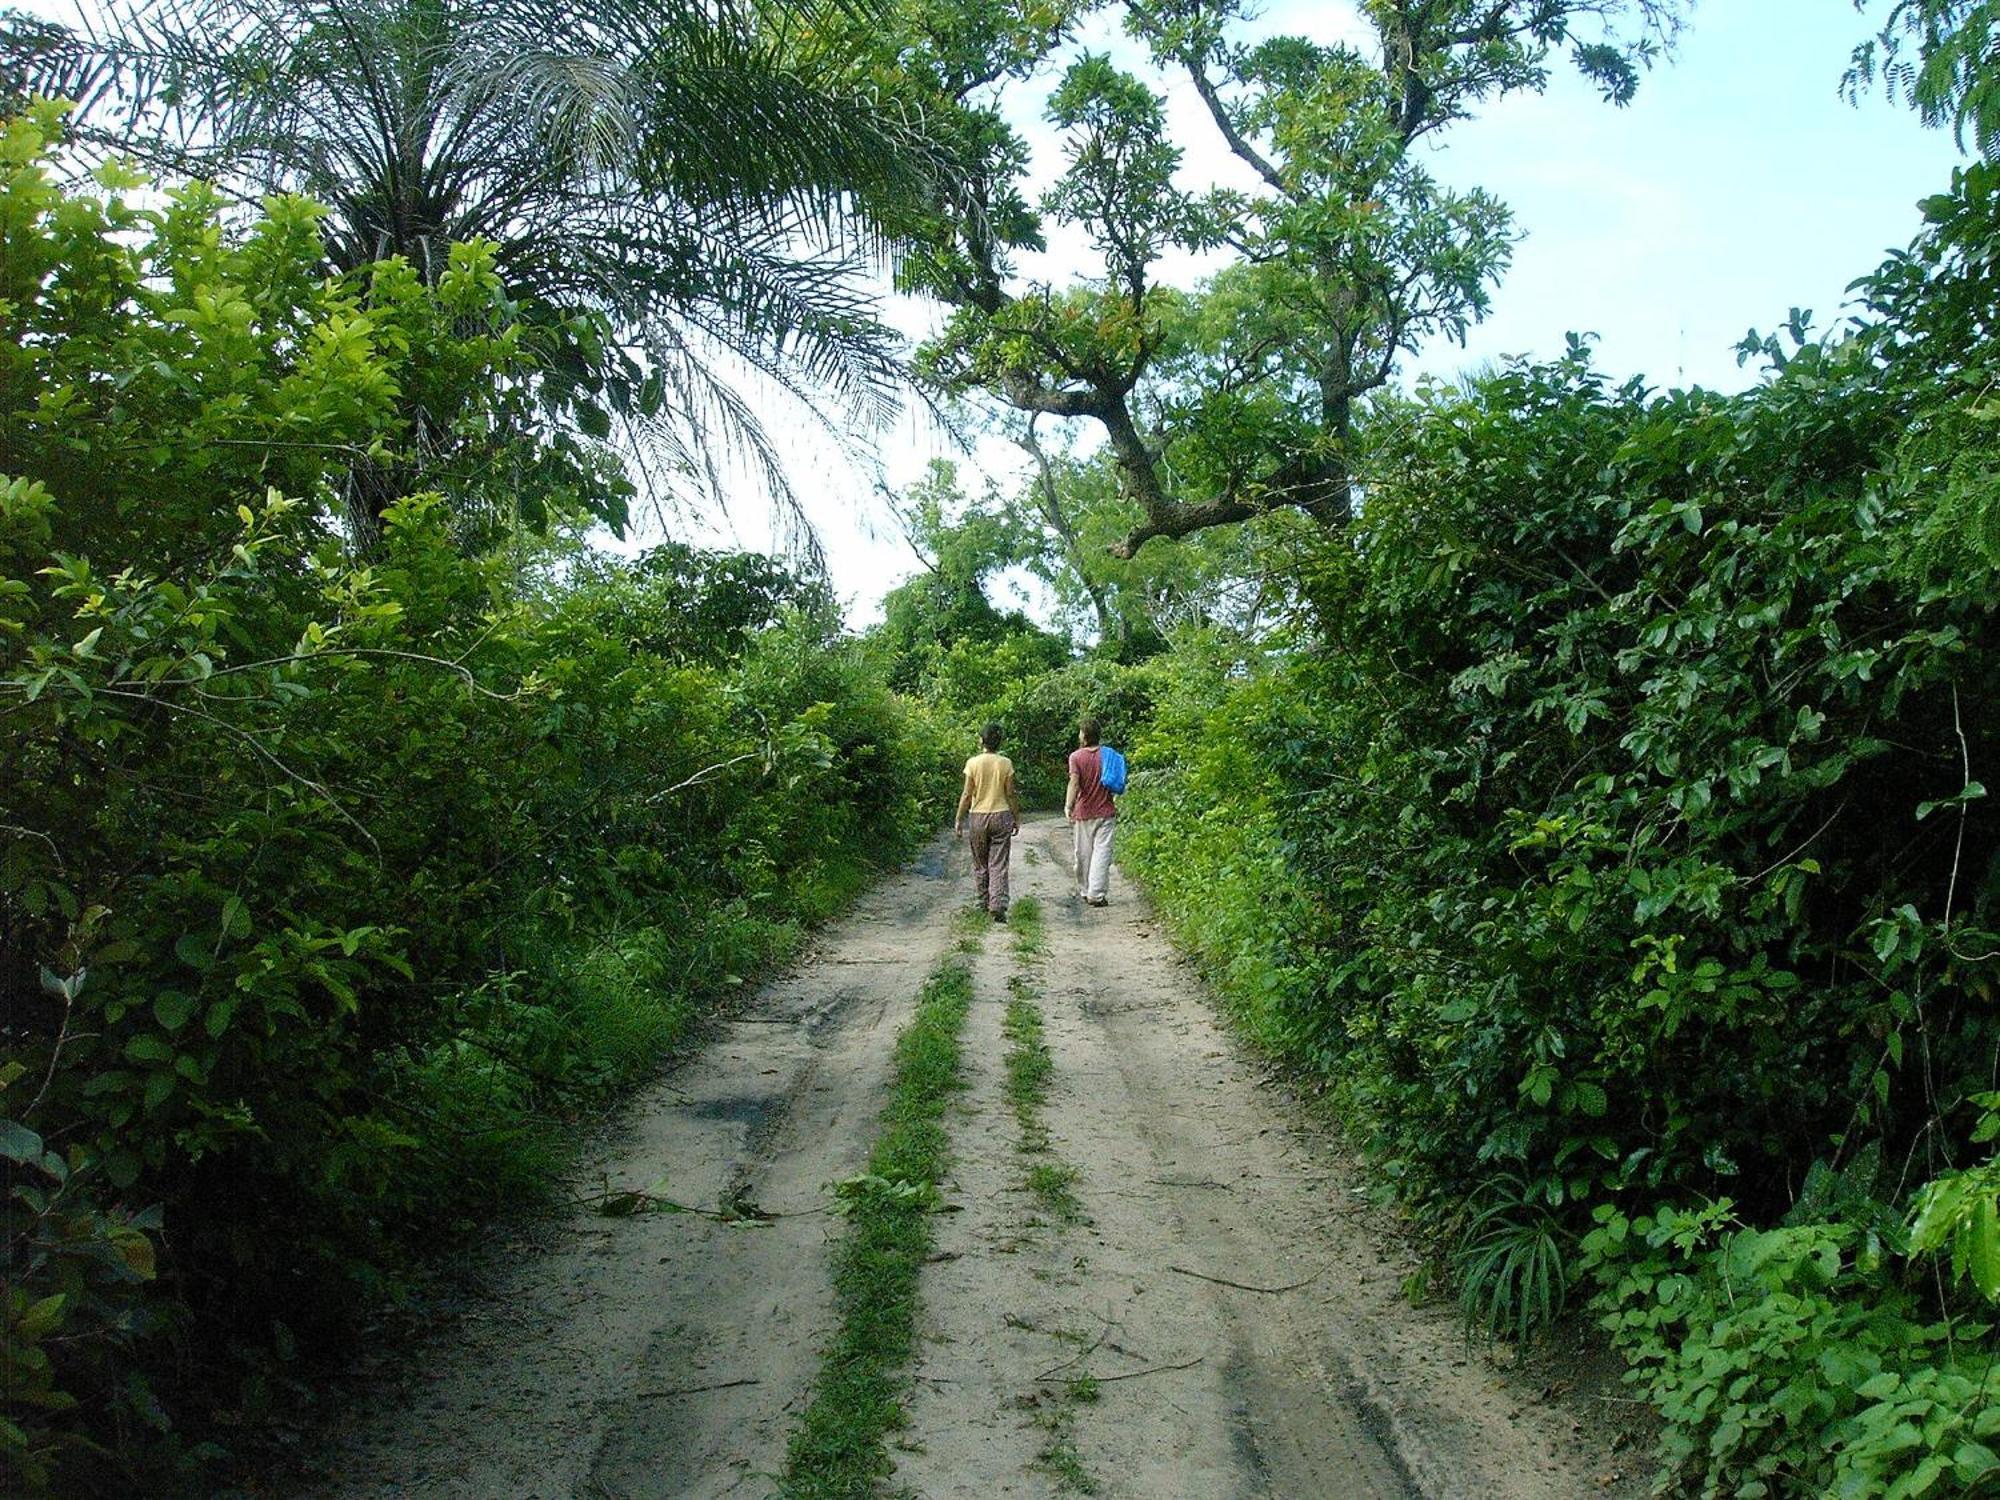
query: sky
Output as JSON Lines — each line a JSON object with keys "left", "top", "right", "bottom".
{"left": 747, "top": 0, "right": 1972, "bottom": 625}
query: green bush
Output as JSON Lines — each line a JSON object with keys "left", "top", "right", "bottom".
{"left": 1581, "top": 1199, "right": 1998, "bottom": 1497}
{"left": 989, "top": 656, "right": 1158, "bottom": 803}
{"left": 0, "top": 109, "right": 950, "bottom": 1493}
{"left": 1117, "top": 167, "right": 2000, "bottom": 1496}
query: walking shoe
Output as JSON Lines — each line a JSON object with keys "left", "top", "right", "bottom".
{"left": 1086, "top": 896, "right": 1108, "bottom": 907}
{"left": 992, "top": 908, "right": 1008, "bottom": 923}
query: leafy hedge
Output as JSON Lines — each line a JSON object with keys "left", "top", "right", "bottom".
{"left": 979, "top": 657, "right": 1157, "bottom": 804}
{"left": 0, "top": 109, "right": 955, "bottom": 1493}
{"left": 1120, "top": 166, "right": 2000, "bottom": 1495}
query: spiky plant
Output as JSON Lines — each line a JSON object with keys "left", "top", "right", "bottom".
{"left": 1452, "top": 1173, "right": 1572, "bottom": 1347}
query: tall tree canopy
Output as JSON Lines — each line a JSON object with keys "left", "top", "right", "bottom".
{"left": 879, "top": 0, "right": 1683, "bottom": 557}
{"left": 3, "top": 0, "right": 942, "bottom": 540}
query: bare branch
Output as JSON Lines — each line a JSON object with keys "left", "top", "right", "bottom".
{"left": 1185, "top": 59, "right": 1285, "bottom": 193}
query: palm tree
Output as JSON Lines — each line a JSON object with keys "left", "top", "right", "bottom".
{"left": 4, "top": 0, "right": 938, "bottom": 545}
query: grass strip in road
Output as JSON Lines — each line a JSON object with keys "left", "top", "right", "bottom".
{"left": 1032, "top": 1375, "right": 1102, "bottom": 1494}
{"left": 1003, "top": 896, "right": 1095, "bottom": 1486}
{"left": 951, "top": 903, "right": 989, "bottom": 952}
{"left": 1000, "top": 900, "right": 1085, "bottom": 1223}
{"left": 1003, "top": 975, "right": 1054, "bottom": 1155}
{"left": 1025, "top": 1160, "right": 1085, "bottom": 1224}
{"left": 1010, "top": 893, "right": 1046, "bottom": 958}
{"left": 778, "top": 959, "right": 973, "bottom": 1499}
{"left": 1004, "top": 896, "right": 1052, "bottom": 1150}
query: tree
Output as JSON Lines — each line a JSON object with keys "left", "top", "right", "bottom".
{"left": 890, "top": 0, "right": 1682, "bottom": 557}
{"left": 4, "top": 0, "right": 940, "bottom": 543}
{"left": 1846, "top": 0, "right": 2000, "bottom": 155}
{"left": 873, "top": 460, "right": 1067, "bottom": 695}
{"left": 1010, "top": 417, "right": 1290, "bottom": 654}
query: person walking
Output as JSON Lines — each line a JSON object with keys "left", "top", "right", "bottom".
{"left": 1065, "top": 717, "right": 1117, "bottom": 907}
{"left": 954, "top": 721, "right": 1021, "bottom": 922}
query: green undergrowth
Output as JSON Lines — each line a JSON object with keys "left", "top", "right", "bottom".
{"left": 1115, "top": 237, "right": 2000, "bottom": 1498}
{"left": 778, "top": 959, "right": 974, "bottom": 1498}
{"left": 1009, "top": 894, "right": 1046, "bottom": 958}
{"left": 0, "top": 121, "right": 963, "bottom": 1496}
{"left": 392, "top": 888, "right": 853, "bottom": 1229}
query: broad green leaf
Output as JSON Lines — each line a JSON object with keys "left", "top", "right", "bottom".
{"left": 1855, "top": 1372, "right": 1901, "bottom": 1400}
{"left": 123, "top": 1034, "right": 173, "bottom": 1064}
{"left": 109, "top": 1226, "right": 157, "bottom": 1281}
{"left": 1968, "top": 1195, "right": 2000, "bottom": 1301}
{"left": 0, "top": 1119, "right": 43, "bottom": 1165}
{"left": 15, "top": 1294, "right": 66, "bottom": 1340}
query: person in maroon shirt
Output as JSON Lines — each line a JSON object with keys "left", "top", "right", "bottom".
{"left": 1064, "top": 717, "right": 1117, "bottom": 906}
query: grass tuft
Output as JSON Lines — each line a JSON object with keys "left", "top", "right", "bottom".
{"left": 1025, "top": 1162, "right": 1085, "bottom": 1223}
{"left": 951, "top": 904, "right": 989, "bottom": 952}
{"left": 779, "top": 960, "right": 974, "bottom": 1498}
{"left": 1010, "top": 894, "right": 1046, "bottom": 958}
{"left": 1452, "top": 1179, "right": 1571, "bottom": 1348}
{"left": 1003, "top": 981, "right": 1054, "bottom": 1154}
{"left": 1032, "top": 1379, "right": 1101, "bottom": 1494}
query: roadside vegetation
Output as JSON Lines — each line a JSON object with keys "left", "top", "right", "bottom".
{"left": 1105, "top": 170, "right": 2000, "bottom": 1500}
{"left": 9, "top": 0, "right": 2000, "bottom": 1495}
{"left": 0, "top": 106, "right": 955, "bottom": 1493}
{"left": 864, "top": 11, "right": 2000, "bottom": 1495}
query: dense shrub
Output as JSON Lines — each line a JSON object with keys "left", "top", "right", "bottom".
{"left": 0, "top": 110, "right": 954, "bottom": 1493}
{"left": 1118, "top": 169, "right": 2000, "bottom": 1494}
{"left": 983, "top": 656, "right": 1157, "bottom": 803}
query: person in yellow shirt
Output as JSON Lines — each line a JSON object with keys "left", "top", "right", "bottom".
{"left": 953, "top": 721, "right": 1021, "bottom": 922}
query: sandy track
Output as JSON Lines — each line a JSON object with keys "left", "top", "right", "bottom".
{"left": 895, "top": 817, "right": 1620, "bottom": 1500}
{"left": 290, "top": 841, "right": 961, "bottom": 1499}
{"left": 288, "top": 818, "right": 1639, "bottom": 1499}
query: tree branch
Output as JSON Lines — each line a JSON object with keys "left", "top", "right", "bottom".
{"left": 1109, "top": 493, "right": 1264, "bottom": 559}
{"left": 1185, "top": 59, "right": 1286, "bottom": 193}
{"left": 999, "top": 371, "right": 1110, "bottom": 419}
{"left": 1018, "top": 416, "right": 1118, "bottom": 643}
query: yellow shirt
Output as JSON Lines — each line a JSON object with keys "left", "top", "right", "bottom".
{"left": 962, "top": 752, "right": 1015, "bottom": 813}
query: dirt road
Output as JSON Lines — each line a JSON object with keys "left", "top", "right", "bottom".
{"left": 292, "top": 816, "right": 1640, "bottom": 1499}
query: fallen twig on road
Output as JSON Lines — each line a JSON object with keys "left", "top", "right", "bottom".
{"left": 635, "top": 1378, "right": 761, "bottom": 1399}
{"left": 1038, "top": 1356, "right": 1205, "bottom": 1386}
{"left": 1167, "top": 1265, "right": 1324, "bottom": 1294}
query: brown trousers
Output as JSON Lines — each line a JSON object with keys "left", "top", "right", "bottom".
{"left": 967, "top": 811, "right": 1016, "bottom": 914}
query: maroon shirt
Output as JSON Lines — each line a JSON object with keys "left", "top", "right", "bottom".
{"left": 1068, "top": 747, "right": 1117, "bottom": 821}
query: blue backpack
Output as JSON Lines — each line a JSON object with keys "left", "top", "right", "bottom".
{"left": 1098, "top": 744, "right": 1128, "bottom": 795}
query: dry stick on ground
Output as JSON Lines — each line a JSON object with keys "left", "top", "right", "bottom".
{"left": 634, "top": 1378, "right": 762, "bottom": 1400}
{"left": 1037, "top": 1356, "right": 1206, "bottom": 1386}
{"left": 573, "top": 1187, "right": 826, "bottom": 1222}
{"left": 1166, "top": 1265, "right": 1326, "bottom": 1295}
{"left": 1033, "top": 1320, "right": 1115, "bottom": 1382}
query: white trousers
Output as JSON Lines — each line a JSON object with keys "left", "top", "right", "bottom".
{"left": 1072, "top": 817, "right": 1115, "bottom": 902}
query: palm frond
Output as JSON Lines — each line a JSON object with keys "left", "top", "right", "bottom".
{"left": 3, "top": 0, "right": 934, "bottom": 546}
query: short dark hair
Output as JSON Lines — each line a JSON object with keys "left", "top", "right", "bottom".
{"left": 1078, "top": 717, "right": 1101, "bottom": 746}
{"left": 980, "top": 721, "right": 1004, "bottom": 751}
